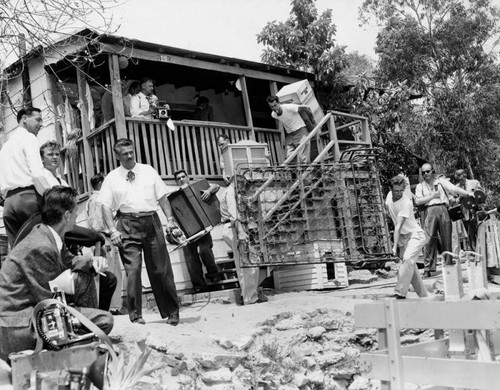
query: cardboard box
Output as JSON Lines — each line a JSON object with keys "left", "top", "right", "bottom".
{"left": 273, "top": 262, "right": 348, "bottom": 291}
{"left": 11, "top": 342, "right": 99, "bottom": 389}
{"left": 222, "top": 140, "right": 271, "bottom": 178}
{"left": 276, "top": 79, "right": 325, "bottom": 125}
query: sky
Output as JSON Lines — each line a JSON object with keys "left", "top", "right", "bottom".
{"left": 102, "top": 0, "right": 380, "bottom": 62}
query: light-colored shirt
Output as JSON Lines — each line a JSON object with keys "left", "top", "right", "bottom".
{"left": 220, "top": 183, "right": 237, "bottom": 223}
{"left": 130, "top": 92, "right": 150, "bottom": 117}
{"left": 415, "top": 177, "right": 465, "bottom": 206}
{"left": 86, "top": 191, "right": 108, "bottom": 233}
{"left": 43, "top": 168, "right": 69, "bottom": 188}
{"left": 271, "top": 104, "right": 306, "bottom": 134}
{"left": 47, "top": 225, "right": 63, "bottom": 251}
{"left": 385, "top": 193, "right": 422, "bottom": 235}
{"left": 98, "top": 163, "right": 167, "bottom": 213}
{"left": 0, "top": 126, "right": 49, "bottom": 194}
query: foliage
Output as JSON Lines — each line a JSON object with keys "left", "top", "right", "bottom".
{"left": 104, "top": 343, "right": 162, "bottom": 390}
{"left": 0, "top": 0, "right": 118, "bottom": 64}
{"left": 360, "top": 0, "right": 500, "bottom": 192}
{"left": 257, "top": 0, "right": 348, "bottom": 107}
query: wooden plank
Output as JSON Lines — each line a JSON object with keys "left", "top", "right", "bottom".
{"left": 150, "top": 123, "right": 159, "bottom": 172}
{"left": 372, "top": 338, "right": 449, "bottom": 358}
{"left": 200, "top": 126, "right": 210, "bottom": 176}
{"left": 91, "top": 137, "right": 100, "bottom": 174}
{"left": 102, "top": 44, "right": 303, "bottom": 84}
{"left": 161, "top": 124, "right": 173, "bottom": 176}
{"left": 108, "top": 54, "right": 127, "bottom": 139}
{"left": 133, "top": 123, "right": 143, "bottom": 163}
{"left": 141, "top": 122, "right": 152, "bottom": 166}
{"left": 172, "top": 123, "right": 182, "bottom": 172}
{"left": 105, "top": 129, "right": 114, "bottom": 173}
{"left": 239, "top": 76, "right": 254, "bottom": 140}
{"left": 384, "top": 299, "right": 405, "bottom": 389}
{"left": 190, "top": 125, "right": 202, "bottom": 176}
{"left": 155, "top": 123, "right": 167, "bottom": 176}
{"left": 110, "top": 124, "right": 117, "bottom": 170}
{"left": 184, "top": 125, "right": 196, "bottom": 175}
{"left": 360, "top": 354, "right": 500, "bottom": 389}
{"left": 354, "top": 301, "right": 500, "bottom": 330}
{"left": 76, "top": 68, "right": 95, "bottom": 191}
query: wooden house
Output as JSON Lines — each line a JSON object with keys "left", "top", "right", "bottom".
{"left": 0, "top": 29, "right": 315, "bottom": 294}
{"left": 0, "top": 29, "right": 314, "bottom": 193}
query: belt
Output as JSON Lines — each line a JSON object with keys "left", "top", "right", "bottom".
{"left": 6, "top": 185, "right": 36, "bottom": 198}
{"left": 427, "top": 203, "right": 446, "bottom": 208}
{"left": 118, "top": 211, "right": 156, "bottom": 219}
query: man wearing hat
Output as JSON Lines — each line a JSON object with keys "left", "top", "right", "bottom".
{"left": 453, "top": 169, "right": 482, "bottom": 250}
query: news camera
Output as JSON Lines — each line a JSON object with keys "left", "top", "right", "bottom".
{"left": 35, "top": 289, "right": 95, "bottom": 350}
{"left": 154, "top": 101, "right": 170, "bottom": 119}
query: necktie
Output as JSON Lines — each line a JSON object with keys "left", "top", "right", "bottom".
{"left": 126, "top": 170, "right": 135, "bottom": 182}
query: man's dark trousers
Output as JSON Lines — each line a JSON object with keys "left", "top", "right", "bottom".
{"left": 185, "top": 233, "right": 218, "bottom": 289}
{"left": 423, "top": 204, "right": 452, "bottom": 272}
{"left": 117, "top": 213, "right": 179, "bottom": 322}
{"left": 3, "top": 187, "right": 41, "bottom": 247}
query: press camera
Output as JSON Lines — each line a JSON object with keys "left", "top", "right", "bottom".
{"left": 36, "top": 289, "right": 94, "bottom": 350}
{"left": 154, "top": 101, "right": 170, "bottom": 119}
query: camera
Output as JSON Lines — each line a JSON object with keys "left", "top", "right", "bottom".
{"left": 35, "top": 289, "right": 94, "bottom": 350}
{"left": 154, "top": 102, "right": 170, "bottom": 119}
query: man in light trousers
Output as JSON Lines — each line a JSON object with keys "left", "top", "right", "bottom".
{"left": 386, "top": 175, "right": 430, "bottom": 299}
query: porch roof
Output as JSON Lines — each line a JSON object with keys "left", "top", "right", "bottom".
{"left": 4, "top": 28, "right": 314, "bottom": 83}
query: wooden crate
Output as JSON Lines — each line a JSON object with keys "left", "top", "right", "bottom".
{"left": 273, "top": 262, "right": 348, "bottom": 291}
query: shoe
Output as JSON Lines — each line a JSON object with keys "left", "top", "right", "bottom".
{"left": 166, "top": 312, "right": 179, "bottom": 326}
{"left": 132, "top": 317, "right": 146, "bottom": 325}
{"left": 389, "top": 294, "right": 406, "bottom": 299}
{"left": 256, "top": 289, "right": 268, "bottom": 303}
{"left": 206, "top": 273, "right": 221, "bottom": 284}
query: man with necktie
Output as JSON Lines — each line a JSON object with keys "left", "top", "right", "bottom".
{"left": 99, "top": 138, "right": 180, "bottom": 325}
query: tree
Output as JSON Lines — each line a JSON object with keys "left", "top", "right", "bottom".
{"left": 0, "top": 0, "right": 118, "bottom": 66}
{"left": 257, "top": 0, "right": 348, "bottom": 108}
{"left": 360, "top": 0, "right": 500, "bottom": 193}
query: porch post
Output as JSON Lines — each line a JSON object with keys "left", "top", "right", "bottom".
{"left": 108, "top": 54, "right": 127, "bottom": 138}
{"left": 239, "top": 75, "right": 255, "bottom": 140}
{"left": 269, "top": 81, "right": 285, "bottom": 147}
{"left": 75, "top": 68, "right": 95, "bottom": 193}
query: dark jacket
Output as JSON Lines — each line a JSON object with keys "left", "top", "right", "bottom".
{"left": 0, "top": 224, "right": 96, "bottom": 327}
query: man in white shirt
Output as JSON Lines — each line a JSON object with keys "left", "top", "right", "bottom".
{"left": 386, "top": 176, "right": 430, "bottom": 299}
{"left": 0, "top": 107, "right": 51, "bottom": 246}
{"left": 415, "top": 163, "right": 473, "bottom": 276}
{"left": 40, "top": 141, "right": 69, "bottom": 187}
{"left": 267, "top": 95, "right": 314, "bottom": 164}
{"left": 99, "top": 138, "right": 180, "bottom": 325}
{"left": 130, "top": 77, "right": 157, "bottom": 118}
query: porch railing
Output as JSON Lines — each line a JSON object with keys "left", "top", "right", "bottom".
{"left": 64, "top": 118, "right": 283, "bottom": 195}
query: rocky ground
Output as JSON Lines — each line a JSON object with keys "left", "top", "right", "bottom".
{"left": 107, "top": 266, "right": 437, "bottom": 390}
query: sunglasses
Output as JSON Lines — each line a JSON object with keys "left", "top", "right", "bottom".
{"left": 422, "top": 170, "right": 432, "bottom": 174}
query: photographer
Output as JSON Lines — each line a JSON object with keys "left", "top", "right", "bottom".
{"left": 0, "top": 186, "right": 113, "bottom": 362}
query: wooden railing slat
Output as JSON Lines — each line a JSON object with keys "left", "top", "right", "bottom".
{"left": 355, "top": 301, "right": 500, "bottom": 329}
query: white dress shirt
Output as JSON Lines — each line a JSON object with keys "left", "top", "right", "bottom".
{"left": 130, "top": 92, "right": 151, "bottom": 117}
{"left": 415, "top": 177, "right": 468, "bottom": 206}
{"left": 0, "top": 126, "right": 50, "bottom": 194}
{"left": 43, "top": 168, "right": 69, "bottom": 188}
{"left": 98, "top": 163, "right": 167, "bottom": 213}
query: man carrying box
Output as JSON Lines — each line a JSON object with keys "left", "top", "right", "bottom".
{"left": 267, "top": 95, "right": 315, "bottom": 164}
{"left": 172, "top": 170, "right": 221, "bottom": 293}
